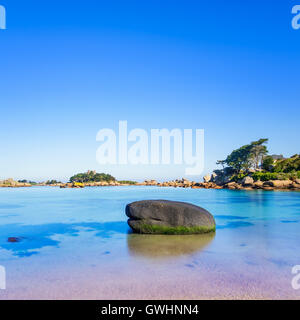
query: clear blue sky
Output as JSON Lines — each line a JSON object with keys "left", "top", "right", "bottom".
{"left": 0, "top": 0, "right": 299, "bottom": 182}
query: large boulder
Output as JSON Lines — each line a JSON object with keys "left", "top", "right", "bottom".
{"left": 263, "top": 180, "right": 293, "bottom": 188}
{"left": 213, "top": 171, "right": 232, "bottom": 185}
{"left": 144, "top": 180, "right": 158, "bottom": 186}
{"left": 126, "top": 200, "right": 216, "bottom": 234}
{"left": 211, "top": 172, "right": 218, "bottom": 182}
{"left": 253, "top": 181, "right": 263, "bottom": 189}
{"left": 225, "top": 182, "right": 241, "bottom": 190}
{"left": 242, "top": 176, "right": 254, "bottom": 186}
{"left": 291, "top": 182, "right": 300, "bottom": 190}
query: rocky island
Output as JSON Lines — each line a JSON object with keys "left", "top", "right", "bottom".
{"left": 0, "top": 178, "right": 32, "bottom": 188}
{"left": 149, "top": 139, "right": 300, "bottom": 191}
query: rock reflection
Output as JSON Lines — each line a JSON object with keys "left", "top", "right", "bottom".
{"left": 127, "top": 232, "right": 215, "bottom": 259}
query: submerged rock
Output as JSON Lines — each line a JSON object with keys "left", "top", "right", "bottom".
{"left": 126, "top": 200, "right": 216, "bottom": 234}
{"left": 8, "top": 237, "right": 22, "bottom": 243}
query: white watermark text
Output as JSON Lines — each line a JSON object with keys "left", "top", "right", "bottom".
{"left": 292, "top": 265, "right": 300, "bottom": 290}
{"left": 0, "top": 5, "right": 6, "bottom": 30}
{"left": 96, "top": 121, "right": 204, "bottom": 176}
{"left": 292, "top": 5, "right": 300, "bottom": 29}
{"left": 0, "top": 265, "right": 6, "bottom": 290}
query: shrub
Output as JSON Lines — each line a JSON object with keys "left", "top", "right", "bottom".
{"left": 284, "top": 171, "right": 300, "bottom": 180}
{"left": 252, "top": 171, "right": 300, "bottom": 181}
{"left": 231, "top": 173, "right": 246, "bottom": 182}
{"left": 273, "top": 155, "right": 300, "bottom": 173}
{"left": 46, "top": 180, "right": 60, "bottom": 185}
{"left": 252, "top": 172, "right": 279, "bottom": 181}
{"left": 118, "top": 180, "right": 137, "bottom": 185}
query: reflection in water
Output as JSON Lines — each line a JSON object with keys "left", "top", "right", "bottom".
{"left": 127, "top": 232, "right": 215, "bottom": 259}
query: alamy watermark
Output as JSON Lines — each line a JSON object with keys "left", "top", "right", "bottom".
{"left": 1, "top": 5, "right": 300, "bottom": 31}
{"left": 292, "top": 5, "right": 300, "bottom": 29}
{"left": 0, "top": 4, "right": 6, "bottom": 30}
{"left": 0, "top": 265, "right": 5, "bottom": 290}
{"left": 96, "top": 121, "right": 204, "bottom": 175}
{"left": 292, "top": 265, "right": 300, "bottom": 290}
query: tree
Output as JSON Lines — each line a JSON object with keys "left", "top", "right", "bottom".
{"left": 216, "top": 160, "right": 226, "bottom": 169}
{"left": 218, "top": 138, "right": 269, "bottom": 173}
{"left": 273, "top": 154, "right": 300, "bottom": 173}
{"left": 249, "top": 138, "right": 268, "bottom": 170}
{"left": 224, "top": 143, "right": 253, "bottom": 173}
{"left": 262, "top": 156, "right": 274, "bottom": 171}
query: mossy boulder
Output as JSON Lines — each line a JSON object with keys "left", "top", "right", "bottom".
{"left": 126, "top": 200, "right": 216, "bottom": 235}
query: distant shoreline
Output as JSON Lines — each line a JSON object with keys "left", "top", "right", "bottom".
{"left": 0, "top": 178, "right": 299, "bottom": 192}
{"left": 2, "top": 150, "right": 299, "bottom": 192}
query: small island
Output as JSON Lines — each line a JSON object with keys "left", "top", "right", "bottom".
{"left": 0, "top": 171, "right": 137, "bottom": 188}
{"left": 59, "top": 171, "right": 137, "bottom": 188}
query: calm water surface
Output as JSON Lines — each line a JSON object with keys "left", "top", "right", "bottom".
{"left": 0, "top": 186, "right": 299, "bottom": 299}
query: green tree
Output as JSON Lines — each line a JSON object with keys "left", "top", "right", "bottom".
{"left": 224, "top": 144, "right": 253, "bottom": 173}
{"left": 262, "top": 156, "right": 274, "bottom": 171}
{"left": 273, "top": 154, "right": 300, "bottom": 173}
{"left": 218, "top": 138, "right": 269, "bottom": 173}
{"left": 249, "top": 138, "right": 268, "bottom": 169}
{"left": 216, "top": 160, "right": 226, "bottom": 169}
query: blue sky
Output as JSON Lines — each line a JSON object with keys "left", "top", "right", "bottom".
{"left": 0, "top": 0, "right": 299, "bottom": 182}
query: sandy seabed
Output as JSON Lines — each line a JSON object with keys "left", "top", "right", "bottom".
{"left": 1, "top": 187, "right": 299, "bottom": 300}
{"left": 1, "top": 231, "right": 299, "bottom": 300}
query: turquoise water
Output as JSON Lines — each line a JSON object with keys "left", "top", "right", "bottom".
{"left": 0, "top": 186, "right": 299, "bottom": 299}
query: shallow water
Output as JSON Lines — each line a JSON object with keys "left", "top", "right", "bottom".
{"left": 0, "top": 186, "right": 299, "bottom": 299}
